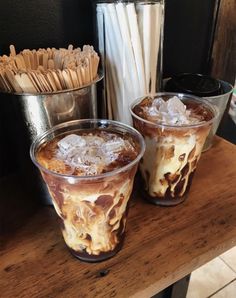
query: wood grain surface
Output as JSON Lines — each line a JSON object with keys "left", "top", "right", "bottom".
{"left": 211, "top": 0, "right": 236, "bottom": 84}
{"left": 1, "top": 137, "right": 236, "bottom": 298}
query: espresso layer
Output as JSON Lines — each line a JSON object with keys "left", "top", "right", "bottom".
{"left": 133, "top": 96, "right": 214, "bottom": 125}
{"left": 37, "top": 129, "right": 139, "bottom": 176}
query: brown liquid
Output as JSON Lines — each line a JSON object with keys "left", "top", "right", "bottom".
{"left": 36, "top": 129, "right": 139, "bottom": 261}
{"left": 132, "top": 96, "right": 214, "bottom": 205}
{"left": 37, "top": 129, "right": 139, "bottom": 176}
{"left": 133, "top": 96, "right": 214, "bottom": 124}
{"left": 68, "top": 211, "right": 127, "bottom": 262}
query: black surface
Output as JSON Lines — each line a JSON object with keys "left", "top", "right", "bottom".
{"left": 217, "top": 114, "right": 236, "bottom": 145}
{"left": 163, "top": 0, "right": 219, "bottom": 77}
{"left": 0, "top": 173, "right": 41, "bottom": 241}
{"left": 0, "top": 0, "right": 94, "bottom": 53}
{"left": 152, "top": 274, "right": 191, "bottom": 298}
{"left": 0, "top": 0, "right": 218, "bottom": 73}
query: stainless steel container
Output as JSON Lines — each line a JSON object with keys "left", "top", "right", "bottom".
{"left": 202, "top": 80, "right": 233, "bottom": 151}
{"left": 1, "top": 74, "right": 102, "bottom": 204}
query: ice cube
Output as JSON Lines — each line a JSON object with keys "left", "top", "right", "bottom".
{"left": 84, "top": 135, "right": 104, "bottom": 147}
{"left": 103, "top": 152, "right": 118, "bottom": 165}
{"left": 146, "top": 97, "right": 165, "bottom": 118}
{"left": 166, "top": 96, "right": 186, "bottom": 115}
{"left": 55, "top": 132, "right": 135, "bottom": 176}
{"left": 102, "top": 138, "right": 125, "bottom": 153}
{"left": 75, "top": 162, "right": 99, "bottom": 176}
{"left": 153, "top": 97, "right": 165, "bottom": 108}
{"left": 83, "top": 147, "right": 102, "bottom": 164}
{"left": 58, "top": 134, "right": 86, "bottom": 154}
{"left": 148, "top": 106, "right": 159, "bottom": 117}
{"left": 85, "top": 165, "right": 99, "bottom": 176}
{"left": 70, "top": 152, "right": 83, "bottom": 166}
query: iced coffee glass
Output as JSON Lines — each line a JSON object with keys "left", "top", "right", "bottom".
{"left": 30, "top": 119, "right": 145, "bottom": 262}
{"left": 130, "top": 93, "right": 216, "bottom": 206}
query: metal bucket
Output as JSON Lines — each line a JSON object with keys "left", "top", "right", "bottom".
{"left": 202, "top": 80, "right": 233, "bottom": 151}
{"left": 1, "top": 74, "right": 103, "bottom": 204}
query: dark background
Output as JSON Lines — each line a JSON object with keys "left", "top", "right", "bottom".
{"left": 0, "top": 0, "right": 218, "bottom": 76}
{"left": 0, "top": 0, "right": 227, "bottom": 177}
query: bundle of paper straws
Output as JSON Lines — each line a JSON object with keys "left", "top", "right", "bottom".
{"left": 97, "top": 1, "right": 164, "bottom": 124}
{"left": 0, "top": 45, "right": 100, "bottom": 93}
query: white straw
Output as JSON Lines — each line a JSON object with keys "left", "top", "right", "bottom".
{"left": 98, "top": 3, "right": 134, "bottom": 124}
{"left": 103, "top": 5, "right": 123, "bottom": 120}
{"left": 106, "top": 3, "right": 135, "bottom": 104}
{"left": 142, "top": 4, "right": 152, "bottom": 93}
{"left": 96, "top": 1, "right": 163, "bottom": 124}
{"left": 150, "top": 3, "right": 162, "bottom": 94}
{"left": 115, "top": 3, "right": 140, "bottom": 98}
{"left": 126, "top": 3, "right": 147, "bottom": 95}
{"left": 136, "top": 3, "right": 144, "bottom": 52}
{"left": 96, "top": 6, "right": 105, "bottom": 74}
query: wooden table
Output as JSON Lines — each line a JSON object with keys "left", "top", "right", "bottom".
{"left": 1, "top": 137, "right": 236, "bottom": 298}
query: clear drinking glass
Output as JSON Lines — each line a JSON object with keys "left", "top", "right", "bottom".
{"left": 30, "top": 119, "right": 145, "bottom": 262}
{"left": 95, "top": 0, "right": 165, "bottom": 124}
{"left": 130, "top": 93, "right": 217, "bottom": 206}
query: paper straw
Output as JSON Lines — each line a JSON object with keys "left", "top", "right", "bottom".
{"left": 96, "top": 5, "right": 105, "bottom": 70}
{"left": 115, "top": 3, "right": 140, "bottom": 98}
{"left": 100, "top": 3, "right": 133, "bottom": 123}
{"left": 142, "top": 4, "right": 152, "bottom": 93}
{"left": 126, "top": 3, "right": 147, "bottom": 95}
{"left": 103, "top": 6, "right": 123, "bottom": 121}
{"left": 150, "top": 3, "right": 162, "bottom": 94}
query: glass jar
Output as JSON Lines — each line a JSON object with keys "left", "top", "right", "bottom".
{"left": 95, "top": 0, "right": 165, "bottom": 125}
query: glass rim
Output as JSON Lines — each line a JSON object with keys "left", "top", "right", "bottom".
{"left": 30, "top": 119, "right": 146, "bottom": 181}
{"left": 129, "top": 92, "right": 218, "bottom": 129}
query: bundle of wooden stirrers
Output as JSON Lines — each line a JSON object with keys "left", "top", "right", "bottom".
{"left": 0, "top": 45, "right": 100, "bottom": 93}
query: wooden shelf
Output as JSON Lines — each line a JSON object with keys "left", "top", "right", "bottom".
{"left": 1, "top": 137, "right": 236, "bottom": 297}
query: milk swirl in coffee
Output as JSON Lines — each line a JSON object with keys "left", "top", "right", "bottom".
{"left": 36, "top": 129, "right": 140, "bottom": 261}
{"left": 131, "top": 94, "right": 215, "bottom": 205}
